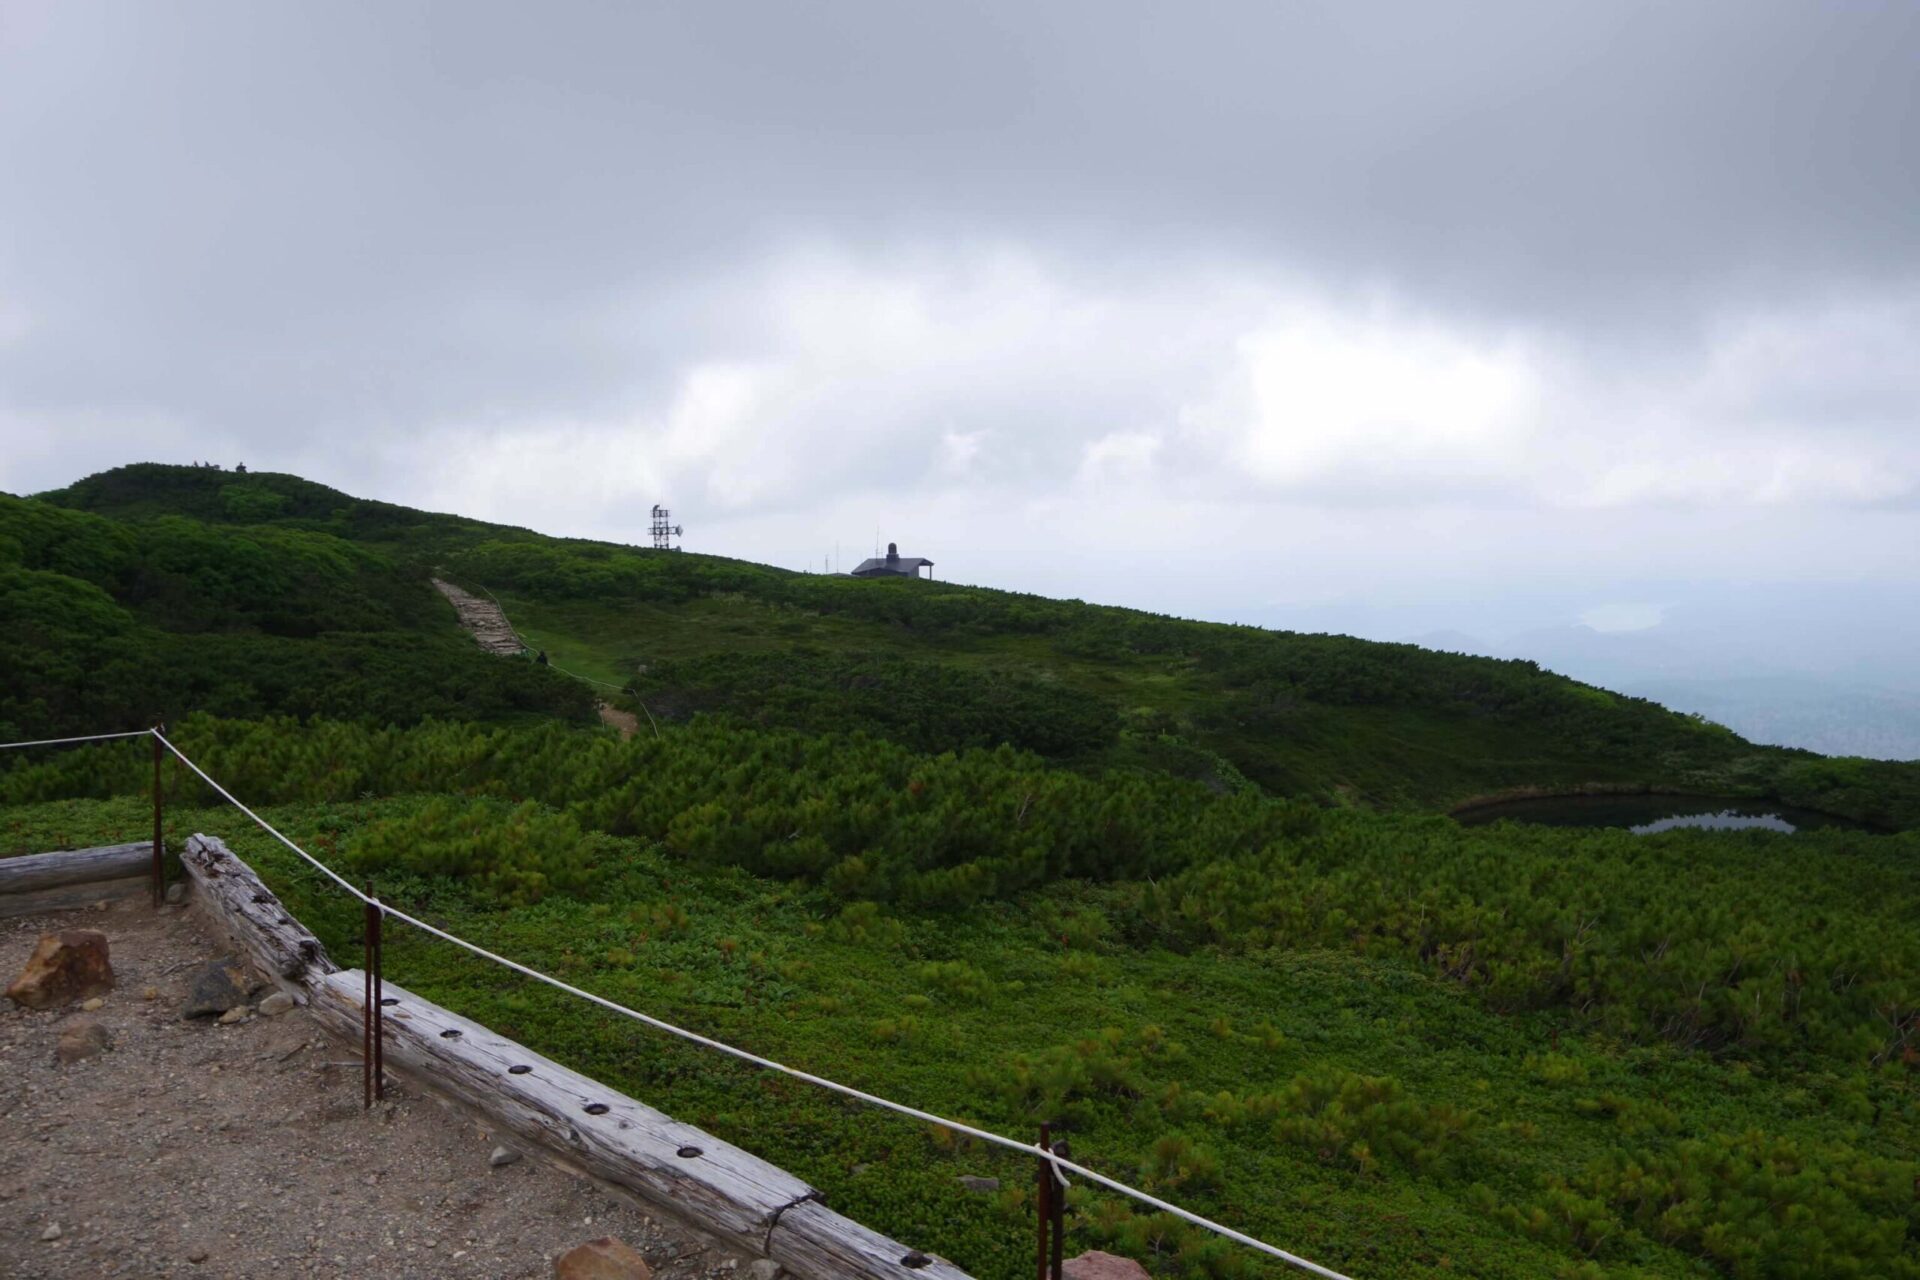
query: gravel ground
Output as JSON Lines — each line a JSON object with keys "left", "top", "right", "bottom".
{"left": 0, "top": 897, "right": 750, "bottom": 1279}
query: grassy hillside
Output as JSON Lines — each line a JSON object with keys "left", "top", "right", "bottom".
{"left": 0, "top": 482, "right": 593, "bottom": 736}
{"left": 5, "top": 462, "right": 1917, "bottom": 1278}
{"left": 26, "top": 462, "right": 1920, "bottom": 825}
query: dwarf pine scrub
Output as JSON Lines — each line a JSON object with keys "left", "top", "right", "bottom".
{"left": 4, "top": 466, "right": 1918, "bottom": 1278}
{"left": 4, "top": 731, "right": 1915, "bottom": 1280}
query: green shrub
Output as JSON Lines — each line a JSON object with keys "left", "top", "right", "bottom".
{"left": 977, "top": 1028, "right": 1146, "bottom": 1126}
{"left": 1139, "top": 1134, "right": 1222, "bottom": 1192}
{"left": 1575, "top": 1132, "right": 1920, "bottom": 1278}
{"left": 1271, "top": 1066, "right": 1477, "bottom": 1177}
{"left": 918, "top": 960, "right": 994, "bottom": 1004}
{"left": 343, "top": 797, "right": 604, "bottom": 905}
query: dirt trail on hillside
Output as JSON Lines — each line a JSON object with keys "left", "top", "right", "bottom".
{"left": 1, "top": 900, "right": 747, "bottom": 1279}
{"left": 432, "top": 580, "right": 524, "bottom": 656}
{"left": 596, "top": 705, "right": 640, "bottom": 738}
{"left": 432, "top": 578, "right": 641, "bottom": 739}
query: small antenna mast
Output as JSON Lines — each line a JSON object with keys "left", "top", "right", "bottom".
{"left": 649, "top": 504, "right": 684, "bottom": 552}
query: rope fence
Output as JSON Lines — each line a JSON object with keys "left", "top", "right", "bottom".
{"left": 0, "top": 729, "right": 156, "bottom": 751}
{"left": 2, "top": 725, "right": 1356, "bottom": 1280}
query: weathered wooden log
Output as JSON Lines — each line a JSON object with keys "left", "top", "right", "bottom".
{"left": 0, "top": 842, "right": 151, "bottom": 894}
{"left": 309, "top": 970, "right": 819, "bottom": 1256}
{"left": 0, "top": 875, "right": 150, "bottom": 920}
{"left": 0, "top": 843, "right": 153, "bottom": 919}
{"left": 179, "top": 833, "right": 338, "bottom": 996}
{"left": 769, "top": 1197, "right": 975, "bottom": 1280}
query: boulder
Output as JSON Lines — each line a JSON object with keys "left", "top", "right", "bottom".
{"left": 6, "top": 930, "right": 114, "bottom": 1009}
{"left": 55, "top": 1017, "right": 113, "bottom": 1064}
{"left": 258, "top": 991, "right": 295, "bottom": 1017}
{"left": 182, "top": 958, "right": 260, "bottom": 1018}
{"left": 164, "top": 882, "right": 187, "bottom": 906}
{"left": 1064, "top": 1251, "right": 1152, "bottom": 1280}
{"left": 489, "top": 1145, "right": 522, "bottom": 1168}
{"left": 554, "top": 1236, "right": 652, "bottom": 1280}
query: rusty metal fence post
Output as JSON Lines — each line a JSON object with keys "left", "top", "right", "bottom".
{"left": 1035, "top": 1125, "right": 1070, "bottom": 1280}
{"left": 1036, "top": 1121, "right": 1052, "bottom": 1280}
{"left": 1049, "top": 1136, "right": 1069, "bottom": 1280}
{"left": 150, "top": 724, "right": 165, "bottom": 907}
{"left": 363, "top": 884, "right": 385, "bottom": 1107}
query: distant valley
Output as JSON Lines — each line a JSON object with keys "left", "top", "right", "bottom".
{"left": 1409, "top": 627, "right": 1920, "bottom": 761}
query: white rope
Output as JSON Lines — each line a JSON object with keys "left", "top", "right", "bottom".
{"left": 152, "top": 730, "right": 369, "bottom": 904}
{"left": 151, "top": 731, "right": 1353, "bottom": 1280}
{"left": 0, "top": 730, "right": 154, "bottom": 750}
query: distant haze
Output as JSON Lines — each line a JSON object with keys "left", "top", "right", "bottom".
{"left": 2, "top": 2, "right": 1915, "bottom": 754}
{"left": 1408, "top": 616, "right": 1920, "bottom": 761}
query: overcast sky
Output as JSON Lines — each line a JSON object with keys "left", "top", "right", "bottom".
{"left": 3, "top": 1, "right": 1916, "bottom": 679}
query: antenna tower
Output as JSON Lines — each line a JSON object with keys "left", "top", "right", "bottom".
{"left": 649, "top": 504, "right": 684, "bottom": 552}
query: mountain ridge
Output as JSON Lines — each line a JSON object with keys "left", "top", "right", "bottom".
{"left": 10, "top": 462, "right": 1919, "bottom": 828}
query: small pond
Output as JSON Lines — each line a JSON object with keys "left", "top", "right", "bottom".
{"left": 1452, "top": 794, "right": 1864, "bottom": 834}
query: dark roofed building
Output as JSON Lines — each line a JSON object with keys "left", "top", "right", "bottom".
{"left": 851, "top": 542, "right": 934, "bottom": 579}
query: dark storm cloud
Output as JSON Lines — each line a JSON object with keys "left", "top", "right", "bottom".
{"left": 5, "top": 2, "right": 1917, "bottom": 408}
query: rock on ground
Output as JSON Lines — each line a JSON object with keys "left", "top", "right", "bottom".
{"left": 6, "top": 930, "right": 114, "bottom": 1010}
{"left": 554, "top": 1235, "right": 653, "bottom": 1280}
{"left": 181, "top": 956, "right": 259, "bottom": 1018}
{"left": 1063, "top": 1250, "right": 1153, "bottom": 1280}
{"left": 54, "top": 1016, "right": 113, "bottom": 1064}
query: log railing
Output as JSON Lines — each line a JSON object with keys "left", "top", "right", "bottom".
{"left": 176, "top": 832, "right": 971, "bottom": 1280}
{"left": 0, "top": 842, "right": 153, "bottom": 919}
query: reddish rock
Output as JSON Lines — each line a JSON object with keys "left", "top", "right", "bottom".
{"left": 554, "top": 1236, "right": 652, "bottom": 1280}
{"left": 6, "top": 930, "right": 114, "bottom": 1010}
{"left": 1064, "top": 1250, "right": 1152, "bottom": 1280}
{"left": 55, "top": 1017, "right": 113, "bottom": 1064}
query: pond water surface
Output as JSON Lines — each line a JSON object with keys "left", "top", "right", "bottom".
{"left": 1452, "top": 794, "right": 1863, "bottom": 834}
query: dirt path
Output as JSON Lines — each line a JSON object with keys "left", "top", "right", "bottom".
{"left": 431, "top": 580, "right": 525, "bottom": 657}
{"left": 431, "top": 577, "right": 642, "bottom": 740}
{"left": 596, "top": 705, "right": 640, "bottom": 738}
{"left": 1, "top": 900, "right": 748, "bottom": 1279}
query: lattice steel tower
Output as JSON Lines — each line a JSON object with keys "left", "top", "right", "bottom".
{"left": 649, "top": 505, "right": 683, "bottom": 551}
